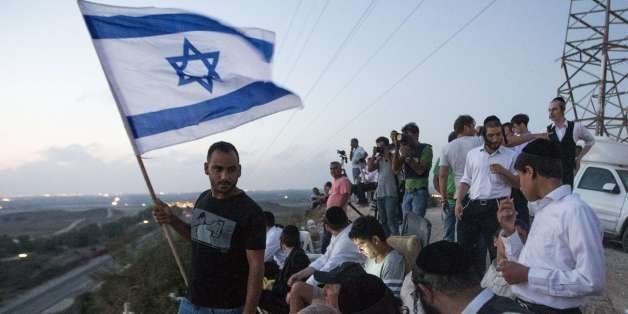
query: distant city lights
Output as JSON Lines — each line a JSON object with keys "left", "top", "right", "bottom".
{"left": 141, "top": 203, "right": 147, "bottom": 207}
{"left": 0, "top": 206, "right": 3, "bottom": 210}
{"left": 17, "top": 253, "right": 28, "bottom": 259}
{"left": 111, "top": 201, "right": 118, "bottom": 206}
{"left": 142, "top": 220, "right": 149, "bottom": 224}
{"left": 1, "top": 198, "right": 11, "bottom": 202}
{"left": 283, "top": 195, "right": 289, "bottom": 199}
{"left": 43, "top": 194, "right": 51, "bottom": 197}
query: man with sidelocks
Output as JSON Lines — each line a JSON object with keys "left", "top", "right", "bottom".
{"left": 153, "top": 141, "right": 265, "bottom": 314}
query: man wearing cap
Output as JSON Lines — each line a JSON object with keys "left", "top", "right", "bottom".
{"left": 496, "top": 139, "right": 605, "bottom": 313}
{"left": 286, "top": 207, "right": 365, "bottom": 313}
{"left": 311, "top": 262, "right": 366, "bottom": 311}
{"left": 455, "top": 116, "right": 520, "bottom": 274}
{"left": 547, "top": 97, "right": 595, "bottom": 187}
{"left": 412, "top": 241, "right": 530, "bottom": 314}
{"left": 338, "top": 273, "right": 402, "bottom": 314}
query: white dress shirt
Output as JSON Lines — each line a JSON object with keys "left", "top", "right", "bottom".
{"left": 501, "top": 185, "right": 605, "bottom": 309}
{"left": 264, "top": 226, "right": 287, "bottom": 268}
{"left": 461, "top": 288, "right": 495, "bottom": 314}
{"left": 550, "top": 120, "right": 595, "bottom": 148}
{"left": 460, "top": 145, "right": 517, "bottom": 200}
{"left": 306, "top": 223, "right": 365, "bottom": 285}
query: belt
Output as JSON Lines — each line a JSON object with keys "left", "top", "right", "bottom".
{"left": 469, "top": 198, "right": 502, "bottom": 206}
{"left": 516, "top": 298, "right": 581, "bottom": 314}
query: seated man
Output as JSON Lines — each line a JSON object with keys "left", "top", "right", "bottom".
{"left": 348, "top": 216, "right": 405, "bottom": 298}
{"left": 264, "top": 211, "right": 286, "bottom": 277}
{"left": 259, "top": 225, "right": 310, "bottom": 314}
{"left": 312, "top": 262, "right": 366, "bottom": 311}
{"left": 411, "top": 241, "right": 530, "bottom": 313}
{"left": 286, "top": 207, "right": 365, "bottom": 313}
{"left": 338, "top": 273, "right": 402, "bottom": 314}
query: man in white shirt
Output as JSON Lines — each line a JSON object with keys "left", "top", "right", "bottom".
{"left": 497, "top": 139, "right": 605, "bottom": 313}
{"left": 350, "top": 138, "right": 368, "bottom": 205}
{"left": 547, "top": 96, "right": 595, "bottom": 187}
{"left": 287, "top": 207, "right": 365, "bottom": 313}
{"left": 411, "top": 241, "right": 529, "bottom": 314}
{"left": 264, "top": 211, "right": 287, "bottom": 270}
{"left": 455, "top": 116, "right": 520, "bottom": 275}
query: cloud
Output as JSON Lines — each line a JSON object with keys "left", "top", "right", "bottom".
{"left": 0, "top": 144, "right": 329, "bottom": 196}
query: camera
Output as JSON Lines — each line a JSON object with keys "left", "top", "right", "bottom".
{"left": 391, "top": 131, "right": 409, "bottom": 146}
{"left": 337, "top": 150, "right": 348, "bottom": 164}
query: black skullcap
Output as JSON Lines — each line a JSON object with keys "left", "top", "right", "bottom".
{"left": 338, "top": 273, "right": 395, "bottom": 313}
{"left": 521, "top": 139, "right": 561, "bottom": 159}
{"left": 415, "top": 240, "right": 471, "bottom": 275}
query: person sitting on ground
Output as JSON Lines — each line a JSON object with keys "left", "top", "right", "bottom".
{"left": 264, "top": 211, "right": 286, "bottom": 278}
{"left": 259, "top": 225, "right": 311, "bottom": 314}
{"left": 412, "top": 241, "right": 530, "bottom": 313}
{"left": 348, "top": 216, "right": 405, "bottom": 298}
{"left": 337, "top": 273, "right": 403, "bottom": 314}
{"left": 311, "top": 187, "right": 325, "bottom": 209}
{"left": 497, "top": 139, "right": 605, "bottom": 313}
{"left": 311, "top": 262, "right": 367, "bottom": 311}
{"left": 286, "top": 207, "right": 365, "bottom": 313}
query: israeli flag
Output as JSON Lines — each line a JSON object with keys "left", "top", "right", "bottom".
{"left": 78, "top": 0, "right": 302, "bottom": 155}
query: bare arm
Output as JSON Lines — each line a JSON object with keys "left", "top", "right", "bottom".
{"left": 367, "top": 156, "right": 378, "bottom": 172}
{"left": 243, "top": 249, "right": 264, "bottom": 314}
{"left": 454, "top": 182, "right": 470, "bottom": 220}
{"left": 438, "top": 166, "right": 449, "bottom": 199}
{"left": 506, "top": 133, "right": 546, "bottom": 147}
{"left": 392, "top": 151, "right": 403, "bottom": 173}
{"left": 152, "top": 202, "right": 191, "bottom": 241}
{"left": 490, "top": 164, "right": 520, "bottom": 189}
{"left": 432, "top": 173, "right": 440, "bottom": 196}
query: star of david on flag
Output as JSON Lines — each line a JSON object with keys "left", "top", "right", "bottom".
{"left": 78, "top": 0, "right": 302, "bottom": 155}
{"left": 166, "top": 39, "right": 221, "bottom": 93}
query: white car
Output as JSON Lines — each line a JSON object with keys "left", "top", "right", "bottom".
{"left": 574, "top": 138, "right": 628, "bottom": 252}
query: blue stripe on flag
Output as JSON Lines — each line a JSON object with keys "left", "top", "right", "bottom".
{"left": 82, "top": 13, "right": 274, "bottom": 62}
{"left": 127, "top": 81, "right": 291, "bottom": 138}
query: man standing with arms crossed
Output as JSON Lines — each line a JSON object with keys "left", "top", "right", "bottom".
{"left": 153, "top": 141, "right": 265, "bottom": 314}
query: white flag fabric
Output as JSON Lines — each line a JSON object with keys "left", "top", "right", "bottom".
{"left": 78, "top": 0, "right": 302, "bottom": 155}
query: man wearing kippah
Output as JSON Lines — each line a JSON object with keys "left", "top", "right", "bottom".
{"left": 497, "top": 139, "right": 605, "bottom": 313}
{"left": 547, "top": 97, "right": 595, "bottom": 187}
{"left": 412, "top": 241, "right": 530, "bottom": 313}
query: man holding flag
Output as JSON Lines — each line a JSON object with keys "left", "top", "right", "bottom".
{"left": 153, "top": 142, "right": 266, "bottom": 314}
{"left": 78, "top": 1, "right": 302, "bottom": 313}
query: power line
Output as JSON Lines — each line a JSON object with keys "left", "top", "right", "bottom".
{"left": 298, "top": 0, "right": 498, "bottom": 166}
{"left": 276, "top": 0, "right": 304, "bottom": 56}
{"left": 248, "top": 0, "right": 379, "bottom": 175}
{"left": 321, "top": 0, "right": 498, "bottom": 143}
{"left": 282, "top": 0, "right": 331, "bottom": 82}
{"left": 282, "top": 0, "right": 427, "bottom": 149}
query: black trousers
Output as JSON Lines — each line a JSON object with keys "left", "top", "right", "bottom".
{"left": 458, "top": 199, "right": 499, "bottom": 275}
{"left": 562, "top": 165, "right": 575, "bottom": 188}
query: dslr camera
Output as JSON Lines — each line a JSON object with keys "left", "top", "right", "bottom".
{"left": 337, "top": 150, "right": 348, "bottom": 164}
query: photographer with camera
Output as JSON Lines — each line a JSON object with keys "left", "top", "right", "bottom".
{"left": 350, "top": 138, "right": 368, "bottom": 205}
{"left": 392, "top": 122, "right": 433, "bottom": 218}
{"left": 367, "top": 136, "right": 400, "bottom": 236}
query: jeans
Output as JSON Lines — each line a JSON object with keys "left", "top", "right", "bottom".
{"left": 402, "top": 188, "right": 428, "bottom": 218}
{"left": 377, "top": 196, "right": 400, "bottom": 236}
{"left": 178, "top": 298, "right": 242, "bottom": 314}
{"left": 441, "top": 200, "right": 456, "bottom": 242}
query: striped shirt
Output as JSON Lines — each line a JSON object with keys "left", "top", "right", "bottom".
{"left": 363, "top": 249, "right": 406, "bottom": 298}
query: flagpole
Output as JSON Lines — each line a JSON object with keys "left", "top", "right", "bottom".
{"left": 135, "top": 155, "right": 189, "bottom": 287}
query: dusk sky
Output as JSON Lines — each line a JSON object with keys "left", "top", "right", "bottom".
{"left": 0, "top": 0, "right": 573, "bottom": 196}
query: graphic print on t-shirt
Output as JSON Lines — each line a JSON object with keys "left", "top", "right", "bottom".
{"left": 191, "top": 208, "right": 236, "bottom": 252}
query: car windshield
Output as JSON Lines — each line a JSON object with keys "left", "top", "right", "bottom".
{"left": 618, "top": 170, "right": 628, "bottom": 191}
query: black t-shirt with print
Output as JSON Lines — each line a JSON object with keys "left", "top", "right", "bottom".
{"left": 188, "top": 189, "right": 266, "bottom": 308}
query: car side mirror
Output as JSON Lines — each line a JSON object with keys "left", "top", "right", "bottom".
{"left": 602, "top": 183, "right": 619, "bottom": 194}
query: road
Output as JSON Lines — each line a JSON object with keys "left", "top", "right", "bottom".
{"left": 52, "top": 218, "right": 85, "bottom": 236}
{"left": 0, "top": 255, "right": 114, "bottom": 314}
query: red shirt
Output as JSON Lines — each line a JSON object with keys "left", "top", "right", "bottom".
{"left": 326, "top": 176, "right": 352, "bottom": 208}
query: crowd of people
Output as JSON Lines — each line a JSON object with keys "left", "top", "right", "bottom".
{"left": 152, "top": 96, "right": 606, "bottom": 314}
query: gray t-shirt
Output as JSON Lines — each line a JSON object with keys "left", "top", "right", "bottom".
{"left": 376, "top": 158, "right": 398, "bottom": 198}
{"left": 363, "top": 249, "right": 406, "bottom": 298}
{"left": 440, "top": 136, "right": 483, "bottom": 186}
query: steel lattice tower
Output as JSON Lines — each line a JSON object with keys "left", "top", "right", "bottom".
{"left": 557, "top": 0, "right": 627, "bottom": 142}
